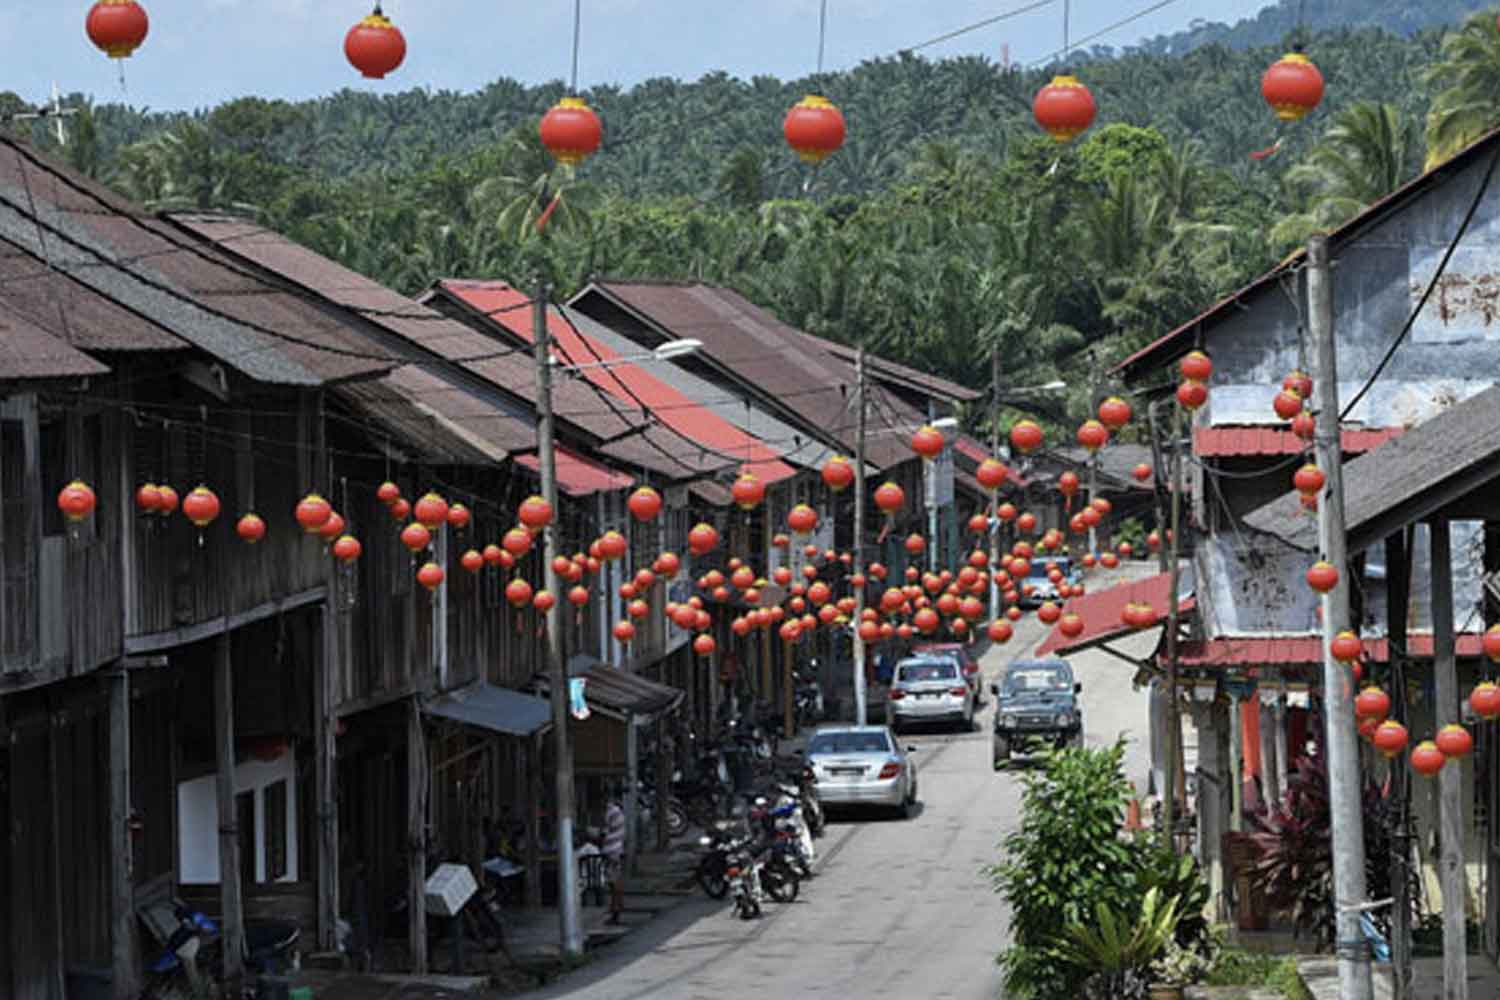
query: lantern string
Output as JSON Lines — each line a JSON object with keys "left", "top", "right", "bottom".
{"left": 569, "top": 0, "right": 583, "bottom": 93}
{"left": 1062, "top": 0, "right": 1070, "bottom": 66}
{"left": 817, "top": 0, "right": 829, "bottom": 76}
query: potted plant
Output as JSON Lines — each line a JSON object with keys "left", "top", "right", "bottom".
{"left": 1148, "top": 939, "right": 1210, "bottom": 999}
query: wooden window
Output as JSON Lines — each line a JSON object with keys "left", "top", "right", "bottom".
{"left": 263, "top": 779, "right": 288, "bottom": 882}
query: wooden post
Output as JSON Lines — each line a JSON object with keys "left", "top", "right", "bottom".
{"left": 1430, "top": 518, "right": 1469, "bottom": 999}
{"left": 1258, "top": 686, "right": 1280, "bottom": 808}
{"left": 406, "top": 696, "right": 428, "bottom": 974}
{"left": 624, "top": 715, "right": 639, "bottom": 877}
{"left": 1228, "top": 692, "right": 1243, "bottom": 833}
{"left": 1387, "top": 527, "right": 1415, "bottom": 1000}
{"left": 108, "top": 669, "right": 139, "bottom": 1000}
{"left": 316, "top": 600, "right": 340, "bottom": 950}
{"left": 214, "top": 633, "right": 246, "bottom": 993}
{"left": 655, "top": 718, "right": 670, "bottom": 852}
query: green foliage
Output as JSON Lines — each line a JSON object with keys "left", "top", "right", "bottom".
{"left": 1204, "top": 950, "right": 1310, "bottom": 998}
{"left": 1424, "top": 8, "right": 1500, "bottom": 167}
{"left": 1050, "top": 887, "right": 1181, "bottom": 999}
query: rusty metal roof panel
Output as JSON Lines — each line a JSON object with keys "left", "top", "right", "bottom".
{"left": 1195, "top": 426, "right": 1403, "bottom": 458}
{"left": 820, "top": 339, "right": 982, "bottom": 403}
{"left": 0, "top": 304, "right": 109, "bottom": 379}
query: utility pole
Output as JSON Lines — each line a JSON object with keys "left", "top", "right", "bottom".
{"left": 1308, "top": 235, "right": 1374, "bottom": 1000}
{"left": 852, "top": 345, "right": 868, "bottom": 725}
{"left": 534, "top": 281, "right": 581, "bottom": 957}
{"left": 989, "top": 348, "right": 1002, "bottom": 618}
{"left": 1162, "top": 403, "right": 1184, "bottom": 851}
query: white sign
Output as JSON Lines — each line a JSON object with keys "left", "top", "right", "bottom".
{"left": 425, "top": 862, "right": 478, "bottom": 917}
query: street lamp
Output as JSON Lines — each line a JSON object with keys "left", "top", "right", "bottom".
{"left": 532, "top": 290, "right": 698, "bottom": 957}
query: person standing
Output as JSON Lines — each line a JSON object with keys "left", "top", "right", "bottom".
{"left": 603, "top": 788, "right": 626, "bottom": 924}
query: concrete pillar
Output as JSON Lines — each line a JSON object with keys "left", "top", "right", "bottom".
{"left": 1258, "top": 690, "right": 1281, "bottom": 808}
{"left": 1191, "top": 697, "right": 1231, "bottom": 922}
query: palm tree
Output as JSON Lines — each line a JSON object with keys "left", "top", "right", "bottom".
{"left": 1424, "top": 10, "right": 1500, "bottom": 168}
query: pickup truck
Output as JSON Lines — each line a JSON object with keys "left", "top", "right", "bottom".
{"left": 991, "top": 657, "right": 1083, "bottom": 769}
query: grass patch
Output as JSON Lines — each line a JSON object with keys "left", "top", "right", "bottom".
{"left": 1203, "top": 949, "right": 1310, "bottom": 999}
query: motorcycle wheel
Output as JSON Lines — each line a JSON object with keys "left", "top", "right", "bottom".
{"left": 764, "top": 862, "right": 800, "bottom": 904}
{"left": 666, "top": 799, "right": 689, "bottom": 838}
{"left": 697, "top": 862, "right": 730, "bottom": 900}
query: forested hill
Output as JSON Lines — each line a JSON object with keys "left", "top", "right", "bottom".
{"left": 1136, "top": 0, "right": 1490, "bottom": 55}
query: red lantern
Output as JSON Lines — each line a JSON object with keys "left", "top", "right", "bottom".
{"left": 518, "top": 495, "right": 553, "bottom": 532}
{"left": 401, "top": 523, "right": 432, "bottom": 553}
{"left": 731, "top": 474, "right": 765, "bottom": 511}
{"left": 598, "top": 530, "right": 628, "bottom": 561}
{"left": 1483, "top": 624, "right": 1500, "bottom": 662}
{"left": 540, "top": 97, "right": 603, "bottom": 166}
{"left": 182, "top": 486, "right": 220, "bottom": 528}
{"left": 344, "top": 4, "right": 406, "bottom": 79}
{"left": 913, "top": 608, "right": 940, "bottom": 635}
{"left": 1330, "top": 630, "right": 1362, "bottom": 663}
{"left": 1058, "top": 471, "right": 1081, "bottom": 498}
{"left": 155, "top": 485, "right": 179, "bottom": 516}
{"left": 855, "top": 619, "right": 880, "bottom": 643}
{"left": 1006, "top": 605, "right": 1023, "bottom": 622}
{"left": 1436, "top": 724, "right": 1474, "bottom": 759}
{"left": 1372, "top": 720, "right": 1408, "bottom": 759}
{"left": 965, "top": 514, "right": 987, "bottom": 535}
{"left": 1118, "top": 542, "right": 1133, "bottom": 558}
{"left": 1032, "top": 74, "right": 1096, "bottom": 142}
{"left": 936, "top": 593, "right": 960, "bottom": 618}
{"left": 693, "top": 634, "right": 716, "bottom": 657}
{"left": 1411, "top": 740, "right": 1446, "bottom": 777}
{"left": 1262, "top": 50, "right": 1325, "bottom": 121}
{"left": 446, "top": 503, "right": 471, "bottom": 530}
{"left": 1180, "top": 351, "right": 1213, "bottom": 382}
{"left": 318, "top": 511, "right": 346, "bottom": 541}
{"left": 459, "top": 549, "right": 484, "bottom": 573}
{"left": 783, "top": 94, "right": 846, "bottom": 162}
{"left": 567, "top": 585, "right": 590, "bottom": 609}
{"left": 532, "top": 590, "right": 556, "bottom": 614}
{"left": 873, "top": 482, "right": 905, "bottom": 514}
{"left": 988, "top": 620, "right": 1013, "bottom": 644}
{"left": 1470, "top": 681, "right": 1500, "bottom": 721}
{"left": 505, "top": 579, "right": 533, "bottom": 608}
{"left": 1097, "top": 396, "right": 1132, "bottom": 430}
{"left": 332, "top": 535, "right": 362, "bottom": 564}
{"left": 635, "top": 568, "right": 658, "bottom": 591}
{"left": 1355, "top": 687, "right": 1391, "bottom": 723}
{"left": 1283, "top": 370, "right": 1314, "bottom": 400}
{"left": 1176, "top": 380, "right": 1208, "bottom": 410}
{"left": 1306, "top": 560, "right": 1339, "bottom": 593}
{"left": 136, "top": 483, "right": 163, "bottom": 514}
{"left": 910, "top": 425, "right": 945, "bottom": 461}
{"left": 376, "top": 481, "right": 401, "bottom": 505}
{"left": 1016, "top": 512, "right": 1037, "bottom": 536}
{"left": 1009, "top": 420, "right": 1044, "bottom": 455}
{"left": 1101, "top": 552, "right": 1121, "bottom": 570}
{"left": 1133, "top": 463, "right": 1152, "bottom": 483}
{"left": 787, "top": 504, "right": 819, "bottom": 535}
{"left": 236, "top": 513, "right": 266, "bottom": 544}
{"left": 1273, "top": 389, "right": 1304, "bottom": 421}
{"left": 1291, "top": 411, "right": 1316, "bottom": 441}
{"left": 1293, "top": 464, "right": 1325, "bottom": 497}
{"left": 416, "top": 562, "right": 445, "bottom": 592}
{"left": 296, "top": 493, "right": 332, "bottom": 533}
{"left": 86, "top": 0, "right": 149, "bottom": 59}
{"left": 501, "top": 527, "right": 532, "bottom": 559}
{"left": 628, "top": 486, "right": 663, "bottom": 523}
{"left": 1059, "top": 613, "right": 1085, "bottom": 639}
{"left": 388, "top": 497, "right": 410, "bottom": 521}
{"left": 57, "top": 480, "right": 97, "bottom": 522}
{"left": 904, "top": 534, "right": 926, "bottom": 556}
{"left": 821, "top": 455, "right": 855, "bottom": 492}
{"left": 613, "top": 620, "right": 636, "bottom": 644}
{"left": 1037, "top": 602, "right": 1061, "bottom": 625}
{"left": 1076, "top": 420, "right": 1109, "bottom": 452}
{"left": 414, "top": 492, "right": 449, "bottom": 530}
{"left": 976, "top": 458, "right": 1008, "bottom": 492}
{"left": 730, "top": 616, "right": 751, "bottom": 637}
{"left": 655, "top": 552, "right": 681, "bottom": 577}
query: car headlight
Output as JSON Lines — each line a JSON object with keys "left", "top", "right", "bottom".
{"left": 1056, "top": 712, "right": 1073, "bottom": 727}
{"left": 1002, "top": 714, "right": 1016, "bottom": 728}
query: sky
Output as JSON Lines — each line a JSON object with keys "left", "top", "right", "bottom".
{"left": 5, "top": 1, "right": 1268, "bottom": 112}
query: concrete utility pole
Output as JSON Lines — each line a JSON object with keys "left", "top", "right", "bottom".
{"left": 1162, "top": 404, "right": 1184, "bottom": 851}
{"left": 1430, "top": 519, "right": 1469, "bottom": 999}
{"left": 1308, "top": 235, "right": 1375, "bottom": 1000}
{"left": 989, "top": 348, "right": 1002, "bottom": 619}
{"left": 852, "top": 345, "right": 868, "bottom": 725}
{"left": 534, "top": 281, "right": 582, "bottom": 957}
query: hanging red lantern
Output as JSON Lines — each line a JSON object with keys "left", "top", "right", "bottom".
{"left": 1306, "top": 560, "right": 1339, "bottom": 593}
{"left": 1283, "top": 370, "right": 1314, "bottom": 400}
{"left": 1291, "top": 411, "right": 1316, "bottom": 441}
{"left": 1436, "top": 723, "right": 1474, "bottom": 759}
{"left": 345, "top": 4, "right": 406, "bottom": 79}
{"left": 1372, "top": 720, "right": 1408, "bottom": 759}
{"left": 86, "top": 0, "right": 149, "bottom": 59}
{"left": 1411, "top": 740, "right": 1446, "bottom": 777}
{"left": 1016, "top": 512, "right": 1038, "bottom": 535}
{"left": 539, "top": 97, "right": 604, "bottom": 165}
{"left": 855, "top": 619, "right": 879, "bottom": 642}
{"left": 910, "top": 425, "right": 945, "bottom": 461}
{"left": 655, "top": 551, "right": 681, "bottom": 577}
{"left": 182, "top": 486, "right": 220, "bottom": 529}
{"left": 1037, "top": 601, "right": 1061, "bottom": 625}
{"left": 522, "top": 491, "right": 558, "bottom": 530}
{"left": 533, "top": 590, "right": 557, "bottom": 614}
{"left": 1133, "top": 463, "right": 1152, "bottom": 483}
{"left": 783, "top": 94, "right": 846, "bottom": 162}
{"left": 629, "top": 486, "right": 663, "bottom": 522}
{"left": 634, "top": 567, "right": 657, "bottom": 591}
{"left": 969, "top": 550, "right": 989, "bottom": 569}
{"left": 731, "top": 474, "right": 765, "bottom": 511}
{"left": 968, "top": 514, "right": 989, "bottom": 535}
{"left": 458, "top": 549, "right": 484, "bottom": 574}
{"left": 236, "top": 513, "right": 266, "bottom": 544}
{"left": 1176, "top": 380, "right": 1208, "bottom": 410}
{"left": 1076, "top": 420, "right": 1109, "bottom": 452}
{"left": 598, "top": 530, "right": 628, "bottom": 561}
{"left": 504, "top": 579, "right": 533, "bottom": 609}
{"left": 913, "top": 608, "right": 940, "bottom": 635}
{"left": 1470, "top": 681, "right": 1500, "bottom": 721}
{"left": 1009, "top": 420, "right": 1044, "bottom": 455}
{"left": 332, "top": 535, "right": 362, "bottom": 564}
{"left": 416, "top": 562, "right": 445, "bottom": 592}
{"left": 446, "top": 503, "right": 471, "bottom": 530}
{"left": 613, "top": 620, "right": 636, "bottom": 644}
{"left": 1101, "top": 552, "right": 1121, "bottom": 570}
{"left": 1058, "top": 471, "right": 1081, "bottom": 498}
{"left": 568, "top": 585, "right": 590, "bottom": 608}
{"left": 988, "top": 620, "right": 1013, "bottom": 644}
{"left": 772, "top": 533, "right": 791, "bottom": 550}
{"left": 1355, "top": 686, "right": 1391, "bottom": 722}
{"left": 295, "top": 493, "right": 332, "bottom": 533}
{"left": 1097, "top": 396, "right": 1132, "bottom": 430}
{"left": 1330, "top": 630, "right": 1362, "bottom": 663}
{"left": 1118, "top": 542, "right": 1134, "bottom": 558}
{"left": 693, "top": 634, "right": 717, "bottom": 657}
{"left": 904, "top": 534, "right": 926, "bottom": 556}
{"left": 57, "top": 480, "right": 97, "bottom": 522}
{"left": 997, "top": 502, "right": 1018, "bottom": 523}
{"left": 1262, "top": 50, "right": 1325, "bottom": 121}
{"left": 1293, "top": 464, "right": 1325, "bottom": 497}
{"left": 413, "top": 492, "right": 449, "bottom": 530}
{"left": 821, "top": 455, "right": 855, "bottom": 492}
{"left": 401, "top": 522, "right": 432, "bottom": 553}
{"left": 936, "top": 593, "right": 960, "bottom": 618}
{"left": 976, "top": 458, "right": 1009, "bottom": 492}
{"left": 1180, "top": 351, "right": 1213, "bottom": 382}
{"left": 388, "top": 497, "right": 410, "bottom": 521}
{"left": 807, "top": 582, "right": 832, "bottom": 607}
{"left": 1032, "top": 74, "right": 1096, "bottom": 142}
{"left": 787, "top": 504, "right": 819, "bottom": 535}
{"left": 1059, "top": 613, "right": 1085, "bottom": 639}
{"left": 874, "top": 482, "right": 905, "bottom": 514}
{"left": 318, "top": 511, "right": 346, "bottom": 541}
{"left": 1273, "top": 389, "right": 1304, "bottom": 421}
{"left": 376, "top": 481, "right": 401, "bottom": 505}
{"left": 729, "top": 566, "right": 755, "bottom": 591}
{"left": 156, "top": 485, "right": 179, "bottom": 516}
{"left": 136, "top": 483, "right": 163, "bottom": 514}
{"left": 501, "top": 527, "right": 532, "bottom": 559}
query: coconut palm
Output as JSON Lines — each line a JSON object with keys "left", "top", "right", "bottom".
{"left": 1424, "top": 10, "right": 1500, "bottom": 168}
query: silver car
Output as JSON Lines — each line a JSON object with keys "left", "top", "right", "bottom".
{"left": 885, "top": 657, "right": 975, "bottom": 733}
{"left": 803, "top": 725, "right": 918, "bottom": 818}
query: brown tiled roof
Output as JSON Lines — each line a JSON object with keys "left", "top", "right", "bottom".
{"left": 0, "top": 304, "right": 109, "bottom": 379}
{"left": 0, "top": 139, "right": 387, "bottom": 385}
{"left": 1244, "top": 384, "right": 1500, "bottom": 552}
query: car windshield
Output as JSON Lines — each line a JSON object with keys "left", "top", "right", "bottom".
{"left": 808, "top": 731, "right": 892, "bottom": 755}
{"left": 897, "top": 661, "right": 957, "bottom": 683}
{"left": 1005, "top": 666, "right": 1070, "bottom": 695}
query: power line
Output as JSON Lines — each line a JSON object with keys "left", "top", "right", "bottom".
{"left": 1027, "top": 0, "right": 1185, "bottom": 67}
{"left": 902, "top": 0, "right": 1060, "bottom": 55}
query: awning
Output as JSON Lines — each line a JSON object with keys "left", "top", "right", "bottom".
{"left": 567, "top": 655, "right": 683, "bottom": 718}
{"left": 425, "top": 682, "right": 552, "bottom": 737}
{"left": 1035, "top": 571, "right": 1196, "bottom": 657}
{"left": 1175, "top": 633, "right": 1484, "bottom": 668}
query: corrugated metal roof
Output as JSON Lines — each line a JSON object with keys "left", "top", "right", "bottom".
{"left": 0, "top": 304, "right": 109, "bottom": 379}
{"left": 515, "top": 448, "right": 635, "bottom": 497}
{"left": 1036, "top": 571, "right": 1196, "bottom": 657}
{"left": 0, "top": 141, "right": 388, "bottom": 385}
{"left": 819, "top": 340, "right": 983, "bottom": 403}
{"left": 425, "top": 682, "right": 552, "bottom": 737}
{"left": 567, "top": 655, "right": 683, "bottom": 717}
{"left": 437, "top": 280, "right": 797, "bottom": 486}
{"left": 1176, "top": 633, "right": 1483, "bottom": 667}
{"left": 336, "top": 369, "right": 517, "bottom": 466}
{"left": 1244, "top": 384, "right": 1500, "bottom": 552}
{"left": 1195, "top": 426, "right": 1404, "bottom": 458}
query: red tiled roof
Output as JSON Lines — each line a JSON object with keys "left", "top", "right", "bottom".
{"left": 438, "top": 280, "right": 796, "bottom": 485}
{"left": 516, "top": 447, "right": 635, "bottom": 497}
{"left": 1194, "top": 426, "right": 1404, "bottom": 458}
{"left": 1175, "top": 633, "right": 1483, "bottom": 667}
{"left": 1036, "top": 572, "right": 1195, "bottom": 656}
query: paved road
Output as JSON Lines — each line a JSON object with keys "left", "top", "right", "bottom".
{"left": 527, "top": 564, "right": 1157, "bottom": 1000}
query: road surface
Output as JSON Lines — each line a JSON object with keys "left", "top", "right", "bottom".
{"left": 527, "top": 564, "right": 1158, "bottom": 1000}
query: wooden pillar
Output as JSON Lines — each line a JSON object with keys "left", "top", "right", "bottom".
{"left": 525, "top": 733, "right": 541, "bottom": 909}
{"left": 214, "top": 634, "right": 246, "bottom": 993}
{"left": 406, "top": 696, "right": 428, "bottom": 974}
{"left": 108, "top": 669, "right": 139, "bottom": 1000}
{"left": 655, "top": 717, "right": 669, "bottom": 852}
{"left": 1430, "top": 519, "right": 1469, "bottom": 999}
{"left": 1387, "top": 527, "right": 1416, "bottom": 1000}
{"left": 624, "top": 715, "right": 639, "bottom": 876}
{"left": 315, "top": 601, "right": 340, "bottom": 950}
{"left": 1192, "top": 698, "right": 1229, "bottom": 921}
